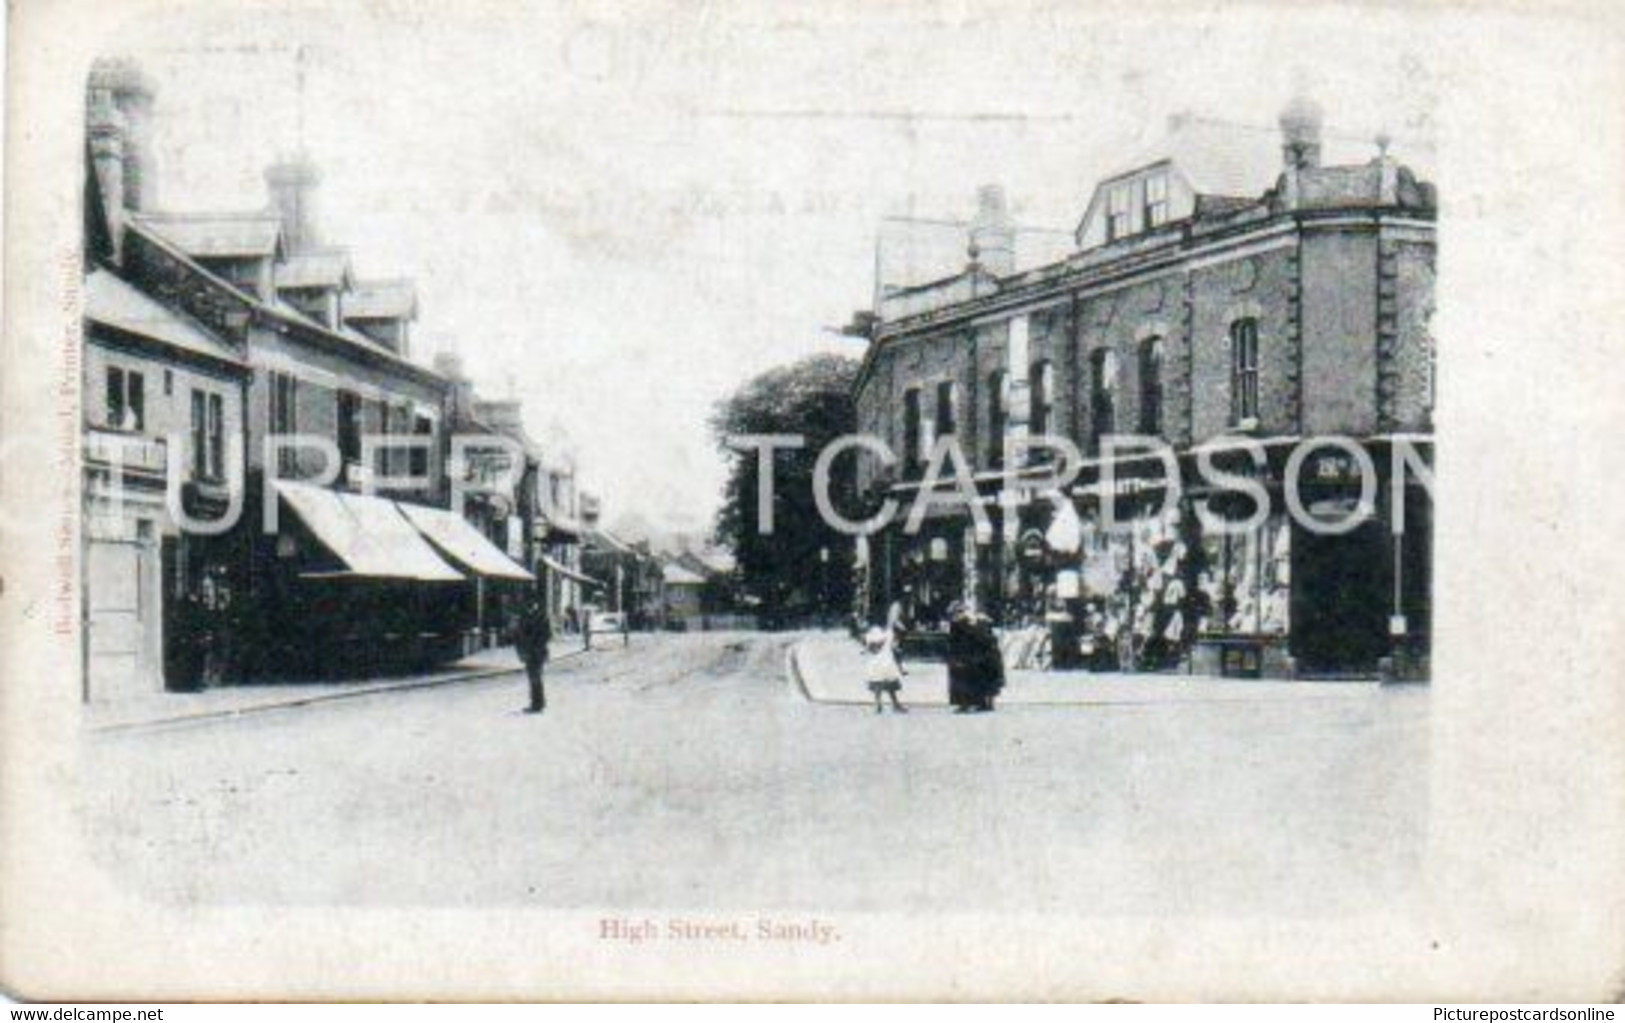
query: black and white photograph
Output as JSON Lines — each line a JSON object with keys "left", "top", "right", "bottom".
{"left": 1, "top": 0, "right": 1622, "bottom": 1005}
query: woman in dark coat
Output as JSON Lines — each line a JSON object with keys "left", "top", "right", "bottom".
{"left": 972, "top": 610, "right": 1006, "bottom": 712}
{"left": 948, "top": 601, "right": 1006, "bottom": 713}
{"left": 946, "top": 602, "right": 980, "bottom": 713}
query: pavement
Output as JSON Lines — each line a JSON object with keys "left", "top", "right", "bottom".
{"left": 83, "top": 638, "right": 614, "bottom": 732}
{"left": 788, "top": 631, "right": 1378, "bottom": 708}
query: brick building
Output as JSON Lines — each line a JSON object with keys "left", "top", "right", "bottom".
{"left": 850, "top": 98, "right": 1436, "bottom": 679}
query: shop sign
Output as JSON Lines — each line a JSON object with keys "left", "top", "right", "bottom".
{"left": 1306, "top": 451, "right": 1364, "bottom": 485}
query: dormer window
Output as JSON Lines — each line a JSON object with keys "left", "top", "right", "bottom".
{"left": 1106, "top": 185, "right": 1133, "bottom": 242}
{"left": 1144, "top": 173, "right": 1169, "bottom": 229}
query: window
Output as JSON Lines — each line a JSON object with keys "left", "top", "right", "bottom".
{"left": 410, "top": 414, "right": 433, "bottom": 479}
{"left": 987, "top": 370, "right": 1008, "bottom": 467}
{"left": 1144, "top": 173, "right": 1169, "bottom": 229}
{"left": 1106, "top": 184, "right": 1133, "bottom": 242}
{"left": 1230, "top": 319, "right": 1260, "bottom": 424}
{"left": 270, "top": 372, "right": 299, "bottom": 475}
{"left": 1030, "top": 360, "right": 1054, "bottom": 437}
{"left": 337, "top": 390, "right": 362, "bottom": 466}
{"left": 378, "top": 403, "right": 396, "bottom": 476}
{"left": 934, "top": 380, "right": 956, "bottom": 439}
{"left": 902, "top": 388, "right": 923, "bottom": 473}
{"left": 190, "top": 389, "right": 225, "bottom": 481}
{"left": 1139, "top": 337, "right": 1164, "bottom": 435}
{"left": 104, "top": 366, "right": 145, "bottom": 431}
{"left": 1090, "top": 348, "right": 1118, "bottom": 443}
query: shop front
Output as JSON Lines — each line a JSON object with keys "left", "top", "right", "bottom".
{"left": 248, "top": 481, "right": 472, "bottom": 679}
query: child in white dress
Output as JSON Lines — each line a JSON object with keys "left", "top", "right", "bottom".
{"left": 863, "top": 625, "right": 908, "bottom": 714}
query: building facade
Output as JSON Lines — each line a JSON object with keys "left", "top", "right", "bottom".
{"left": 851, "top": 100, "right": 1436, "bottom": 679}
{"left": 81, "top": 58, "right": 549, "bottom": 695}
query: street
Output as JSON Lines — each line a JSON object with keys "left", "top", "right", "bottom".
{"left": 81, "top": 631, "right": 1428, "bottom": 914}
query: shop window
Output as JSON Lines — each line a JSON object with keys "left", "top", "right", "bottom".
{"left": 1139, "top": 336, "right": 1164, "bottom": 435}
{"left": 105, "top": 365, "right": 145, "bottom": 432}
{"left": 987, "top": 369, "right": 1008, "bottom": 467}
{"left": 1144, "top": 173, "right": 1169, "bottom": 229}
{"left": 1230, "top": 318, "right": 1260, "bottom": 425}
{"left": 1090, "top": 348, "right": 1118, "bottom": 443}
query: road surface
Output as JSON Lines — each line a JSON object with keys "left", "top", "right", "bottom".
{"left": 80, "top": 631, "right": 1427, "bottom": 914}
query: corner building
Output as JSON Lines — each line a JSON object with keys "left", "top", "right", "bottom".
{"left": 852, "top": 100, "right": 1435, "bottom": 679}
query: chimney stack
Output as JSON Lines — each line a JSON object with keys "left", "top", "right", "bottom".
{"left": 265, "top": 156, "right": 322, "bottom": 255}
{"left": 85, "top": 76, "right": 127, "bottom": 259}
{"left": 967, "top": 183, "right": 1015, "bottom": 277}
{"left": 88, "top": 58, "right": 157, "bottom": 212}
{"left": 1278, "top": 94, "right": 1324, "bottom": 171}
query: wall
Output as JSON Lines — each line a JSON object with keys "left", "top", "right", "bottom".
{"left": 244, "top": 325, "right": 447, "bottom": 499}
{"left": 1382, "top": 236, "right": 1436, "bottom": 432}
{"left": 84, "top": 337, "right": 245, "bottom": 535}
{"left": 1188, "top": 243, "right": 1300, "bottom": 442}
{"left": 1299, "top": 227, "right": 1379, "bottom": 437}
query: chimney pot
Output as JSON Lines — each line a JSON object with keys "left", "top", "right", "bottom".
{"left": 1279, "top": 94, "right": 1324, "bottom": 171}
{"left": 968, "top": 183, "right": 1015, "bottom": 276}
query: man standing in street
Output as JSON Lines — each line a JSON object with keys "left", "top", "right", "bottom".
{"left": 515, "top": 591, "right": 552, "bottom": 714}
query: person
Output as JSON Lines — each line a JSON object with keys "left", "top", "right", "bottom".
{"left": 514, "top": 592, "right": 552, "bottom": 714}
{"left": 970, "top": 606, "right": 1006, "bottom": 712}
{"left": 946, "top": 601, "right": 981, "bottom": 713}
{"left": 862, "top": 623, "right": 908, "bottom": 714}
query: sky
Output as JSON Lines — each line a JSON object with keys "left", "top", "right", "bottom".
{"left": 104, "top": 1, "right": 1438, "bottom": 537}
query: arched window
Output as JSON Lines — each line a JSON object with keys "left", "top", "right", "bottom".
{"left": 987, "top": 369, "right": 1008, "bottom": 467}
{"left": 1138, "top": 336, "right": 1164, "bottom": 435}
{"left": 1029, "top": 360, "right": 1054, "bottom": 437}
{"left": 1090, "top": 348, "right": 1118, "bottom": 443}
{"left": 934, "top": 380, "right": 957, "bottom": 439}
{"left": 1229, "top": 319, "right": 1259, "bottom": 424}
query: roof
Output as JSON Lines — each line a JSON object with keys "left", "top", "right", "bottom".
{"left": 587, "top": 528, "right": 641, "bottom": 557}
{"left": 1115, "top": 116, "right": 1282, "bottom": 199}
{"left": 662, "top": 563, "right": 706, "bottom": 586}
{"left": 345, "top": 279, "right": 418, "bottom": 321}
{"left": 84, "top": 269, "right": 245, "bottom": 367}
{"left": 876, "top": 217, "right": 1073, "bottom": 293}
{"left": 274, "top": 481, "right": 463, "bottom": 582}
{"left": 396, "top": 502, "right": 532, "bottom": 581}
{"left": 135, "top": 211, "right": 285, "bottom": 258}
{"left": 275, "top": 248, "right": 353, "bottom": 290}
{"left": 122, "top": 219, "right": 450, "bottom": 393}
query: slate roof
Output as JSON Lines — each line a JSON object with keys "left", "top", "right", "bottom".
{"left": 1115, "top": 115, "right": 1283, "bottom": 199}
{"left": 135, "top": 211, "right": 285, "bottom": 258}
{"left": 84, "top": 269, "right": 245, "bottom": 366}
{"left": 275, "top": 248, "right": 354, "bottom": 290}
{"left": 344, "top": 279, "right": 418, "bottom": 320}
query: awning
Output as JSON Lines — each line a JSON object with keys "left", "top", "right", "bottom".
{"left": 275, "top": 481, "right": 463, "bottom": 582}
{"left": 396, "top": 502, "right": 533, "bottom": 582}
{"left": 537, "top": 554, "right": 601, "bottom": 587}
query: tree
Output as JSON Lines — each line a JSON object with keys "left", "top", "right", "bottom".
{"left": 710, "top": 353, "right": 861, "bottom": 625}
